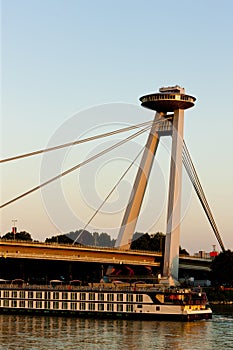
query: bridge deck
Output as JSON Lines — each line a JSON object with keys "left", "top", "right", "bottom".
{"left": 0, "top": 241, "right": 211, "bottom": 271}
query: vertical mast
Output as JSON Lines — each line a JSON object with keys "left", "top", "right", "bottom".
{"left": 163, "top": 108, "right": 184, "bottom": 283}
{"left": 116, "top": 85, "right": 195, "bottom": 286}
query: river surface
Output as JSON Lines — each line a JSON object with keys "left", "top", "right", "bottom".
{"left": 0, "top": 305, "right": 232, "bottom": 350}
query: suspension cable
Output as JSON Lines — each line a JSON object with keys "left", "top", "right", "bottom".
{"left": 0, "top": 120, "right": 154, "bottom": 164}
{"left": 0, "top": 123, "right": 156, "bottom": 209}
{"left": 1, "top": 117, "right": 171, "bottom": 209}
{"left": 182, "top": 145, "right": 215, "bottom": 228}
{"left": 182, "top": 141, "right": 225, "bottom": 252}
{"left": 182, "top": 144, "right": 224, "bottom": 251}
{"left": 182, "top": 144, "right": 225, "bottom": 251}
{"left": 72, "top": 147, "right": 145, "bottom": 245}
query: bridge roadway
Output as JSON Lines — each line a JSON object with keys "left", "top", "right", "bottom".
{"left": 0, "top": 240, "right": 211, "bottom": 271}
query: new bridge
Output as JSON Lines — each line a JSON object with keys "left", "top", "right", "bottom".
{"left": 0, "top": 85, "right": 226, "bottom": 284}
{"left": 0, "top": 240, "right": 211, "bottom": 272}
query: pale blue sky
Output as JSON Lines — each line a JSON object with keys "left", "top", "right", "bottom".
{"left": 1, "top": 0, "right": 233, "bottom": 253}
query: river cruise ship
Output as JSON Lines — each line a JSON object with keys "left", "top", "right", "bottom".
{"left": 0, "top": 282, "right": 212, "bottom": 321}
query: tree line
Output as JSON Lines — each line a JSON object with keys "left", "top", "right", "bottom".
{"left": 0, "top": 229, "right": 187, "bottom": 254}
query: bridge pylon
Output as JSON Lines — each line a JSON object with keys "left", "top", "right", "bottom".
{"left": 115, "top": 85, "right": 196, "bottom": 285}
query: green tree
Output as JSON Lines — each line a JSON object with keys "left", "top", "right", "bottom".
{"left": 2, "top": 231, "right": 32, "bottom": 241}
{"left": 45, "top": 234, "right": 73, "bottom": 244}
{"left": 211, "top": 250, "right": 233, "bottom": 286}
{"left": 1, "top": 232, "right": 15, "bottom": 240}
{"left": 98, "top": 232, "right": 115, "bottom": 247}
{"left": 130, "top": 232, "right": 189, "bottom": 255}
{"left": 150, "top": 232, "right": 165, "bottom": 252}
{"left": 132, "top": 232, "right": 144, "bottom": 242}
{"left": 130, "top": 233, "right": 153, "bottom": 251}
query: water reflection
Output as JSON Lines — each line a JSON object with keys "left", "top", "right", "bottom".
{"left": 0, "top": 308, "right": 232, "bottom": 350}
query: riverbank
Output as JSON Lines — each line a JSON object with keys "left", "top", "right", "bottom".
{"left": 204, "top": 287, "right": 233, "bottom": 304}
{"left": 210, "top": 301, "right": 233, "bottom": 305}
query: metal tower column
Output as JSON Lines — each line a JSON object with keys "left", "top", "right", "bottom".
{"left": 116, "top": 85, "right": 196, "bottom": 286}
{"left": 115, "top": 112, "right": 161, "bottom": 249}
{"left": 163, "top": 108, "right": 184, "bottom": 283}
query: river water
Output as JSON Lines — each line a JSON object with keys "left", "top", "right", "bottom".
{"left": 0, "top": 306, "right": 232, "bottom": 350}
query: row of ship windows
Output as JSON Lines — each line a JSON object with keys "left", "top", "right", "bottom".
{"left": 0, "top": 291, "right": 143, "bottom": 303}
{"left": 0, "top": 299, "right": 134, "bottom": 312}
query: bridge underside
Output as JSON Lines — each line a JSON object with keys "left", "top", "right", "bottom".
{"left": 0, "top": 255, "right": 211, "bottom": 285}
{"left": 0, "top": 257, "right": 160, "bottom": 284}
{"left": 0, "top": 242, "right": 211, "bottom": 284}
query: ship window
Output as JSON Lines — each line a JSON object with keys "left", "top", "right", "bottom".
{"left": 126, "top": 294, "right": 133, "bottom": 302}
{"left": 137, "top": 305, "right": 142, "bottom": 308}
{"left": 80, "top": 293, "right": 86, "bottom": 301}
{"left": 19, "top": 291, "right": 25, "bottom": 298}
{"left": 117, "top": 294, "right": 123, "bottom": 302}
{"left": 19, "top": 300, "right": 25, "bottom": 308}
{"left": 12, "top": 300, "right": 17, "bottom": 307}
{"left": 156, "top": 306, "right": 160, "bottom": 311}
{"left": 36, "top": 292, "right": 42, "bottom": 299}
{"left": 28, "top": 291, "right": 33, "bottom": 299}
{"left": 98, "top": 293, "right": 104, "bottom": 301}
{"left": 126, "top": 305, "right": 133, "bottom": 312}
{"left": 12, "top": 290, "right": 18, "bottom": 298}
{"left": 98, "top": 303, "right": 104, "bottom": 311}
{"left": 88, "top": 303, "right": 95, "bottom": 311}
{"left": 53, "top": 292, "right": 59, "bottom": 300}
{"left": 156, "top": 294, "right": 164, "bottom": 304}
{"left": 117, "top": 304, "right": 123, "bottom": 312}
{"left": 71, "top": 293, "right": 77, "bottom": 300}
{"left": 89, "top": 293, "right": 95, "bottom": 301}
{"left": 107, "top": 294, "right": 114, "bottom": 302}
{"left": 107, "top": 303, "right": 114, "bottom": 311}
{"left": 36, "top": 301, "right": 42, "bottom": 309}
{"left": 3, "top": 300, "right": 9, "bottom": 307}
{"left": 62, "top": 292, "right": 68, "bottom": 300}
{"left": 44, "top": 301, "right": 50, "bottom": 309}
{"left": 70, "top": 303, "right": 77, "bottom": 310}
{"left": 62, "top": 302, "right": 68, "bottom": 310}
{"left": 80, "top": 302, "right": 86, "bottom": 310}
{"left": 28, "top": 300, "right": 33, "bottom": 308}
{"left": 71, "top": 302, "right": 77, "bottom": 310}
{"left": 53, "top": 301, "right": 59, "bottom": 309}
{"left": 3, "top": 291, "right": 9, "bottom": 298}
{"left": 136, "top": 295, "right": 143, "bottom": 303}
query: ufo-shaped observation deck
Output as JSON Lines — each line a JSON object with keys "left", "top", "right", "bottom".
{"left": 140, "top": 86, "right": 196, "bottom": 112}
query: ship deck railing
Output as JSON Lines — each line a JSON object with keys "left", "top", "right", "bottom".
{"left": 0, "top": 283, "right": 195, "bottom": 294}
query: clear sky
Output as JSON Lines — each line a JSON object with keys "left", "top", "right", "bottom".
{"left": 1, "top": 0, "right": 233, "bottom": 254}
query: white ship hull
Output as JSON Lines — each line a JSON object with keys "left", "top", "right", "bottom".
{"left": 0, "top": 284, "right": 212, "bottom": 321}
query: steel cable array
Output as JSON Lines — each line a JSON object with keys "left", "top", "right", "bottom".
{"left": 0, "top": 120, "right": 154, "bottom": 164}
{"left": 72, "top": 147, "right": 145, "bottom": 245}
{"left": 0, "top": 117, "right": 225, "bottom": 252}
{"left": 1, "top": 118, "right": 169, "bottom": 209}
{"left": 182, "top": 141, "right": 225, "bottom": 252}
